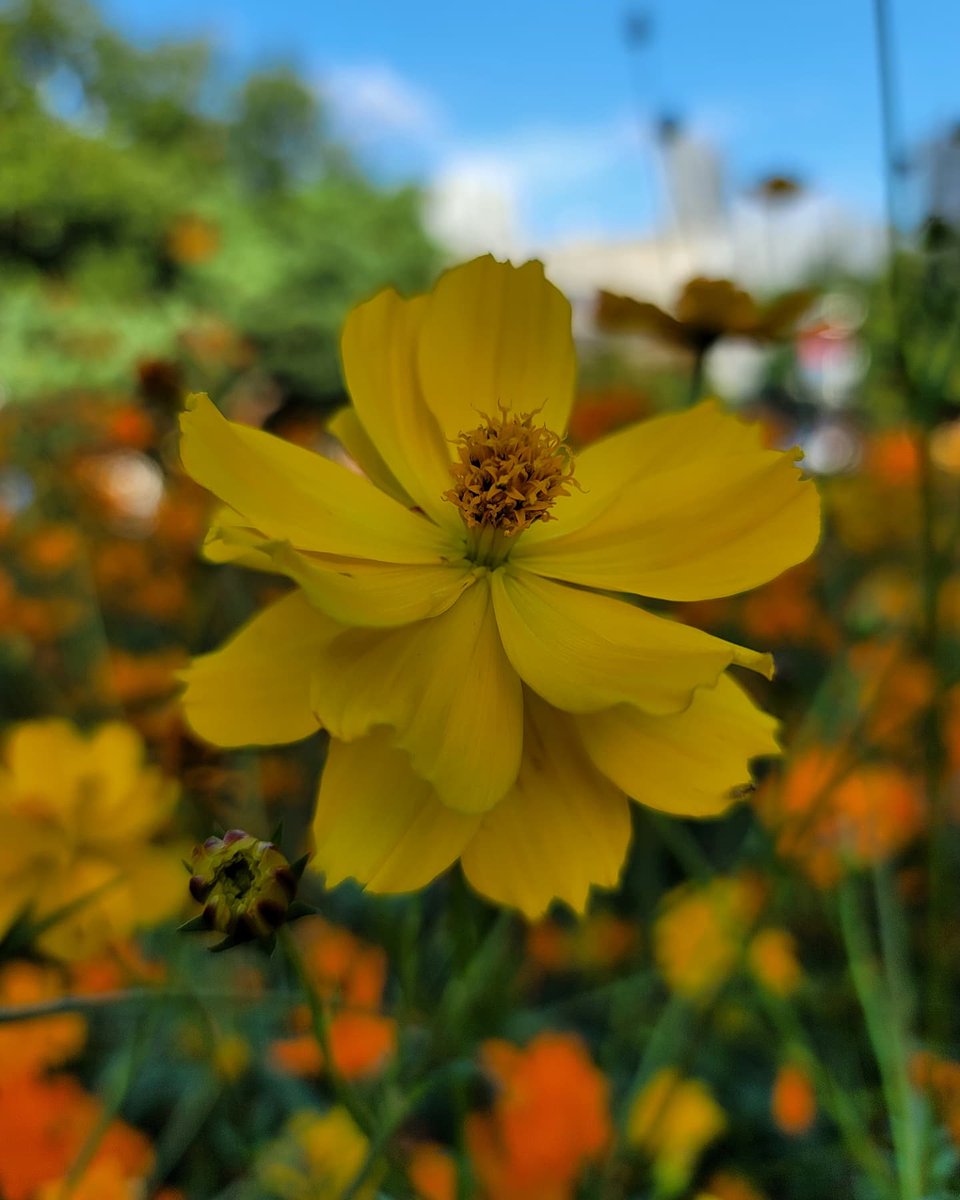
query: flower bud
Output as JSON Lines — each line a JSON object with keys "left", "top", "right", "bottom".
{"left": 186, "top": 830, "right": 300, "bottom": 945}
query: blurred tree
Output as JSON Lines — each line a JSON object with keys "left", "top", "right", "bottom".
{"left": 0, "top": 0, "right": 439, "bottom": 406}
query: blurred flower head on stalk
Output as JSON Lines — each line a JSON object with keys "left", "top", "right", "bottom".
{"left": 0, "top": 719, "right": 185, "bottom": 959}
{"left": 178, "top": 254, "right": 820, "bottom": 918}
{"left": 596, "top": 277, "right": 816, "bottom": 355}
{"left": 185, "top": 827, "right": 308, "bottom": 950}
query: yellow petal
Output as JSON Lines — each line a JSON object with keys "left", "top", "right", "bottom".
{"left": 202, "top": 506, "right": 278, "bottom": 571}
{"left": 4, "top": 720, "right": 83, "bottom": 817}
{"left": 327, "top": 405, "right": 414, "bottom": 509}
{"left": 461, "top": 695, "right": 631, "bottom": 917}
{"left": 515, "top": 401, "right": 820, "bottom": 601}
{"left": 310, "top": 577, "right": 523, "bottom": 813}
{"left": 0, "top": 871, "right": 41, "bottom": 943}
{"left": 311, "top": 730, "right": 480, "bottom": 893}
{"left": 203, "top": 512, "right": 473, "bottom": 627}
{"left": 340, "top": 290, "right": 461, "bottom": 530}
{"left": 180, "top": 590, "right": 335, "bottom": 747}
{"left": 79, "top": 725, "right": 177, "bottom": 845}
{"left": 417, "top": 256, "right": 576, "bottom": 439}
{"left": 491, "top": 567, "right": 771, "bottom": 717}
{"left": 271, "top": 542, "right": 474, "bottom": 627}
{"left": 578, "top": 674, "right": 780, "bottom": 818}
{"left": 179, "top": 392, "right": 452, "bottom": 563}
{"left": 532, "top": 399, "right": 766, "bottom": 534}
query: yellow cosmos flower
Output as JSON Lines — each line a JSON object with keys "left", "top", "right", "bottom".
{"left": 628, "top": 1068, "right": 727, "bottom": 1196}
{"left": 0, "top": 719, "right": 184, "bottom": 959}
{"left": 179, "top": 255, "right": 820, "bottom": 918}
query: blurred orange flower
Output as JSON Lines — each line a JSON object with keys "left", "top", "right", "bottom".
{"left": 166, "top": 213, "right": 221, "bottom": 265}
{"left": 0, "top": 1073, "right": 153, "bottom": 1200}
{"left": 97, "top": 649, "right": 186, "bottom": 707}
{"left": 0, "top": 962, "right": 86, "bottom": 1080}
{"left": 566, "top": 388, "right": 650, "bottom": 448}
{"left": 295, "top": 917, "right": 388, "bottom": 1009}
{"left": 757, "top": 748, "right": 926, "bottom": 887}
{"left": 862, "top": 429, "right": 920, "bottom": 488}
{"left": 739, "top": 562, "right": 836, "bottom": 651}
{"left": 272, "top": 918, "right": 396, "bottom": 1081}
{"left": 407, "top": 1143, "right": 458, "bottom": 1200}
{"left": 911, "top": 1050, "right": 960, "bottom": 1145}
{"left": 526, "top": 910, "right": 638, "bottom": 975}
{"left": 19, "top": 523, "right": 84, "bottom": 578}
{"left": 847, "top": 639, "right": 934, "bottom": 750}
{"left": 700, "top": 1169, "right": 767, "bottom": 1200}
{"left": 272, "top": 1009, "right": 396, "bottom": 1081}
{"left": 771, "top": 1063, "right": 817, "bottom": 1136}
{"left": 467, "top": 1032, "right": 611, "bottom": 1199}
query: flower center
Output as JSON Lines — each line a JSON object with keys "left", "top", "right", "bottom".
{"left": 444, "top": 409, "right": 577, "bottom": 547}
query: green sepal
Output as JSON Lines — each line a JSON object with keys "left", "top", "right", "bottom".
{"left": 289, "top": 853, "right": 311, "bottom": 882}
{"left": 285, "top": 900, "right": 318, "bottom": 923}
{"left": 178, "top": 915, "right": 210, "bottom": 934}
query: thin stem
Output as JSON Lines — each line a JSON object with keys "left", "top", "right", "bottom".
{"left": 872, "top": 0, "right": 903, "bottom": 263}
{"left": 758, "top": 985, "right": 894, "bottom": 1196}
{"left": 837, "top": 878, "right": 923, "bottom": 1200}
{"left": 872, "top": 862, "right": 927, "bottom": 1193}
{"left": 278, "top": 926, "right": 375, "bottom": 1133}
{"left": 688, "top": 344, "right": 708, "bottom": 406}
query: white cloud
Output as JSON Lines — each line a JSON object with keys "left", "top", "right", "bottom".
{"left": 318, "top": 60, "right": 657, "bottom": 255}
{"left": 320, "top": 63, "right": 444, "bottom": 144}
{"left": 424, "top": 115, "right": 644, "bottom": 257}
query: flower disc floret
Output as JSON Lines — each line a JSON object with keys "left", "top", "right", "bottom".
{"left": 444, "top": 408, "right": 577, "bottom": 538}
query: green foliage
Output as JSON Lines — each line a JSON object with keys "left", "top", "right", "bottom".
{"left": 0, "top": 0, "right": 439, "bottom": 405}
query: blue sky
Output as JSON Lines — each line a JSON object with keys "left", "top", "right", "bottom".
{"left": 102, "top": 0, "right": 960, "bottom": 249}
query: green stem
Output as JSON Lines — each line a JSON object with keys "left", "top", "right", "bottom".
{"left": 759, "top": 985, "right": 893, "bottom": 1196}
{"left": 688, "top": 343, "right": 708, "bottom": 406}
{"left": 647, "top": 811, "right": 713, "bottom": 881}
{"left": 837, "top": 878, "right": 923, "bottom": 1200}
{"left": 872, "top": 862, "right": 927, "bottom": 1193}
{"left": 278, "top": 926, "right": 375, "bottom": 1133}
{"left": 917, "top": 424, "right": 951, "bottom": 1045}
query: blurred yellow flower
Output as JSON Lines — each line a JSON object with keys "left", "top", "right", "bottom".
{"left": 180, "top": 255, "right": 819, "bottom": 917}
{"left": 0, "top": 719, "right": 184, "bottom": 959}
{"left": 628, "top": 1068, "right": 727, "bottom": 1196}
{"left": 654, "top": 876, "right": 764, "bottom": 1001}
{"left": 747, "top": 927, "right": 802, "bottom": 998}
{"left": 257, "top": 1107, "right": 376, "bottom": 1200}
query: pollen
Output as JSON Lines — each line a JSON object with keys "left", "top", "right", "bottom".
{"left": 444, "top": 408, "right": 578, "bottom": 536}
